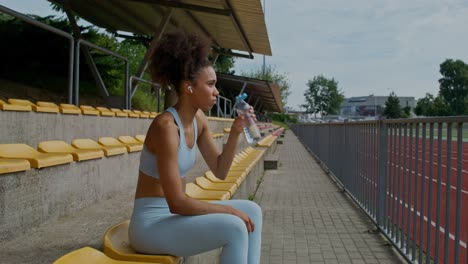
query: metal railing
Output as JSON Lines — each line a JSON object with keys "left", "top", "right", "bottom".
{"left": 75, "top": 39, "right": 129, "bottom": 107}
{"left": 129, "top": 76, "right": 161, "bottom": 111}
{"left": 216, "top": 95, "right": 232, "bottom": 118}
{"left": 0, "top": 5, "right": 74, "bottom": 104}
{"left": 292, "top": 117, "right": 467, "bottom": 264}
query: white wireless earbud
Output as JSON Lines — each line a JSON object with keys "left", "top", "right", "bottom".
{"left": 188, "top": 86, "right": 193, "bottom": 94}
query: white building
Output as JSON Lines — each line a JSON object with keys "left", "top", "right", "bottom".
{"left": 340, "top": 95, "right": 415, "bottom": 118}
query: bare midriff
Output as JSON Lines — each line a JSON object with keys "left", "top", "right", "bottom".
{"left": 134, "top": 171, "right": 186, "bottom": 199}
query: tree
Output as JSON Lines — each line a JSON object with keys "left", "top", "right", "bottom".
{"left": 439, "top": 59, "right": 468, "bottom": 115}
{"left": 302, "top": 75, "right": 344, "bottom": 116}
{"left": 414, "top": 93, "right": 434, "bottom": 116}
{"left": 242, "top": 65, "right": 291, "bottom": 107}
{"left": 212, "top": 54, "right": 236, "bottom": 74}
{"left": 383, "top": 92, "right": 402, "bottom": 119}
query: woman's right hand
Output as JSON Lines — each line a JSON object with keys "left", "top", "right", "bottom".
{"left": 231, "top": 208, "right": 255, "bottom": 232}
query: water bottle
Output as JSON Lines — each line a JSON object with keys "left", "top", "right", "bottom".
{"left": 235, "top": 93, "right": 261, "bottom": 145}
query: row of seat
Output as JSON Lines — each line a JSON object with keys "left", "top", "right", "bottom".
{"left": 54, "top": 146, "right": 266, "bottom": 264}
{"left": 272, "top": 127, "right": 285, "bottom": 136}
{"left": 0, "top": 98, "right": 158, "bottom": 118}
{"left": 0, "top": 135, "right": 146, "bottom": 174}
{"left": 255, "top": 127, "right": 285, "bottom": 148}
{"left": 0, "top": 131, "right": 232, "bottom": 175}
{"left": 0, "top": 98, "right": 236, "bottom": 123}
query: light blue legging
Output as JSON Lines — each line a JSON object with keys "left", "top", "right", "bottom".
{"left": 128, "top": 197, "right": 262, "bottom": 264}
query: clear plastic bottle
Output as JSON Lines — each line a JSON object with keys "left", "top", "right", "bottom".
{"left": 235, "top": 93, "right": 261, "bottom": 145}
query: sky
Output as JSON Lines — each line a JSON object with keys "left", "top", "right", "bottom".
{"left": 2, "top": 0, "right": 468, "bottom": 110}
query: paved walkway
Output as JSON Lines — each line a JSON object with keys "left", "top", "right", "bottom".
{"left": 255, "top": 130, "right": 404, "bottom": 264}
{"left": 0, "top": 130, "right": 404, "bottom": 264}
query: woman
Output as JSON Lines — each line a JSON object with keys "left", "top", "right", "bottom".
{"left": 128, "top": 30, "right": 262, "bottom": 264}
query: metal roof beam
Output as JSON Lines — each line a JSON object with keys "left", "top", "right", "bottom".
{"left": 222, "top": 0, "right": 254, "bottom": 55}
{"left": 124, "top": 0, "right": 232, "bottom": 16}
{"left": 212, "top": 47, "right": 253, "bottom": 59}
{"left": 184, "top": 10, "right": 220, "bottom": 47}
{"left": 132, "top": 8, "right": 174, "bottom": 92}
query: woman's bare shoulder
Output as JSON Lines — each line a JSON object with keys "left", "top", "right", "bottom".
{"left": 146, "top": 112, "right": 178, "bottom": 146}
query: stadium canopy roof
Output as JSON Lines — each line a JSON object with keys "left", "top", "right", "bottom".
{"left": 216, "top": 72, "right": 283, "bottom": 113}
{"left": 50, "top": 0, "right": 272, "bottom": 57}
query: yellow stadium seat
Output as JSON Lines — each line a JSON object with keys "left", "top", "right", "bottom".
{"left": 53, "top": 247, "right": 156, "bottom": 264}
{"left": 185, "top": 183, "right": 230, "bottom": 200}
{"left": 195, "top": 177, "right": 237, "bottom": 196}
{"left": 8, "top": 99, "right": 59, "bottom": 113}
{"left": 223, "top": 128, "right": 231, "bottom": 133}
{"left": 35, "top": 101, "right": 60, "bottom": 113}
{"left": 150, "top": 112, "right": 158, "bottom": 118}
{"left": 60, "top": 103, "right": 81, "bottom": 115}
{"left": 103, "top": 221, "right": 182, "bottom": 264}
{"left": 204, "top": 171, "right": 244, "bottom": 186}
{"left": 99, "top": 137, "right": 142, "bottom": 152}
{"left": 0, "top": 158, "right": 31, "bottom": 174}
{"left": 0, "top": 98, "right": 32, "bottom": 111}
{"left": 72, "top": 139, "right": 127, "bottom": 156}
{"left": 0, "top": 144, "right": 73, "bottom": 169}
{"left": 80, "top": 105, "right": 99, "bottom": 115}
{"left": 122, "top": 109, "right": 139, "bottom": 118}
{"left": 118, "top": 136, "right": 143, "bottom": 147}
{"left": 110, "top": 108, "right": 129, "bottom": 117}
{"left": 38, "top": 141, "right": 104, "bottom": 161}
{"left": 135, "top": 135, "right": 146, "bottom": 143}
{"left": 96, "top": 107, "right": 116, "bottom": 117}
{"left": 133, "top": 110, "right": 149, "bottom": 118}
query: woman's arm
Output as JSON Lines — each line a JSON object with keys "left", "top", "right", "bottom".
{"left": 150, "top": 115, "right": 254, "bottom": 231}
{"left": 196, "top": 110, "right": 245, "bottom": 180}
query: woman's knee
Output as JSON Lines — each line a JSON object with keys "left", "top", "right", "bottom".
{"left": 241, "top": 200, "right": 262, "bottom": 222}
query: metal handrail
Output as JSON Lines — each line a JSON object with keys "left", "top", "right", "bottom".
{"left": 129, "top": 76, "right": 161, "bottom": 111}
{"left": 216, "top": 95, "right": 232, "bottom": 118}
{"left": 0, "top": 5, "right": 74, "bottom": 103}
{"left": 75, "top": 39, "right": 129, "bottom": 107}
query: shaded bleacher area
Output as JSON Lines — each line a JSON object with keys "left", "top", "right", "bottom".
{"left": 0, "top": 98, "right": 282, "bottom": 263}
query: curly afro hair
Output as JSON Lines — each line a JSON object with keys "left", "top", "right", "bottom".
{"left": 149, "top": 30, "right": 212, "bottom": 93}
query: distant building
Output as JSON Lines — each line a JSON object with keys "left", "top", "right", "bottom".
{"left": 340, "top": 95, "right": 415, "bottom": 118}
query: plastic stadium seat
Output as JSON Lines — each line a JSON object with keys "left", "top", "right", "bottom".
{"left": 211, "top": 133, "right": 224, "bottom": 139}
{"left": 110, "top": 108, "right": 129, "bottom": 117}
{"left": 0, "top": 144, "right": 73, "bottom": 169}
{"left": 223, "top": 128, "right": 231, "bottom": 133}
{"left": 59, "top": 103, "right": 81, "bottom": 115}
{"left": 204, "top": 171, "right": 244, "bottom": 186}
{"left": 133, "top": 110, "right": 149, "bottom": 118}
{"left": 0, "top": 98, "right": 32, "bottom": 111}
{"left": 80, "top": 105, "right": 99, "bottom": 115}
{"left": 118, "top": 136, "right": 143, "bottom": 147}
{"left": 35, "top": 101, "right": 60, "bottom": 113}
{"left": 7, "top": 99, "right": 59, "bottom": 113}
{"left": 99, "top": 137, "right": 142, "bottom": 152}
{"left": 103, "top": 221, "right": 182, "bottom": 264}
{"left": 150, "top": 112, "right": 158, "bottom": 118}
{"left": 53, "top": 247, "right": 156, "bottom": 264}
{"left": 195, "top": 176, "right": 237, "bottom": 196}
{"left": 185, "top": 183, "right": 230, "bottom": 200}
{"left": 0, "top": 158, "right": 31, "bottom": 174}
{"left": 135, "top": 135, "right": 146, "bottom": 143}
{"left": 72, "top": 139, "right": 127, "bottom": 156}
{"left": 96, "top": 107, "right": 116, "bottom": 117}
{"left": 38, "top": 141, "right": 104, "bottom": 161}
{"left": 122, "top": 109, "right": 139, "bottom": 118}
